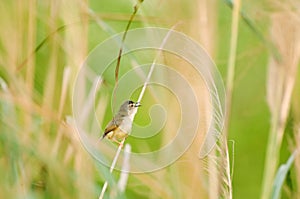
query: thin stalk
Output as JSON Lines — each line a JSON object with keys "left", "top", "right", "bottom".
{"left": 223, "top": 0, "right": 280, "bottom": 60}
{"left": 99, "top": 25, "right": 177, "bottom": 199}
{"left": 222, "top": 0, "right": 241, "bottom": 198}
{"left": 17, "top": 24, "right": 68, "bottom": 71}
{"left": 114, "top": 0, "right": 144, "bottom": 83}
{"left": 113, "top": 0, "right": 144, "bottom": 112}
{"left": 261, "top": 12, "right": 300, "bottom": 199}
{"left": 224, "top": 0, "right": 241, "bottom": 133}
{"left": 99, "top": 143, "right": 123, "bottom": 199}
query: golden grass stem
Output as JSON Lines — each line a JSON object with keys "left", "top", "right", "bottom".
{"left": 99, "top": 141, "right": 124, "bottom": 199}
{"left": 51, "top": 67, "right": 71, "bottom": 156}
{"left": 221, "top": 0, "right": 241, "bottom": 198}
{"left": 261, "top": 11, "right": 300, "bottom": 199}
{"left": 117, "top": 144, "right": 131, "bottom": 192}
{"left": 25, "top": 0, "right": 36, "bottom": 93}
{"left": 208, "top": 150, "right": 219, "bottom": 199}
{"left": 25, "top": 0, "right": 36, "bottom": 133}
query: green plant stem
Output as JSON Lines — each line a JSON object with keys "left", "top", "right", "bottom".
{"left": 225, "top": 0, "right": 241, "bottom": 133}
{"left": 223, "top": 0, "right": 241, "bottom": 198}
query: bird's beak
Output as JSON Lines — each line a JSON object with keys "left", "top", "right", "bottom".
{"left": 134, "top": 102, "right": 141, "bottom": 107}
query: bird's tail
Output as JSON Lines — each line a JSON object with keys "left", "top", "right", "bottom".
{"left": 99, "top": 134, "right": 106, "bottom": 141}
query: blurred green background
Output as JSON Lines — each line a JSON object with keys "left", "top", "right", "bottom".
{"left": 0, "top": 0, "right": 299, "bottom": 199}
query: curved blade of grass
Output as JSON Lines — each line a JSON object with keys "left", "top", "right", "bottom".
{"left": 271, "top": 151, "right": 296, "bottom": 199}
{"left": 114, "top": 0, "right": 144, "bottom": 84}
{"left": 17, "top": 24, "right": 68, "bottom": 71}
{"left": 17, "top": 1, "right": 145, "bottom": 82}
{"left": 99, "top": 24, "right": 178, "bottom": 199}
{"left": 88, "top": 6, "right": 162, "bottom": 105}
{"left": 16, "top": 12, "right": 123, "bottom": 73}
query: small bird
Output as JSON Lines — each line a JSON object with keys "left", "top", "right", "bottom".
{"left": 101, "top": 100, "right": 141, "bottom": 145}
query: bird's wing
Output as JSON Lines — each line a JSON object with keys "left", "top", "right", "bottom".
{"left": 102, "top": 120, "right": 118, "bottom": 138}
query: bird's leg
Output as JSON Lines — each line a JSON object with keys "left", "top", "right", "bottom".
{"left": 118, "top": 141, "right": 124, "bottom": 148}
{"left": 112, "top": 138, "right": 123, "bottom": 147}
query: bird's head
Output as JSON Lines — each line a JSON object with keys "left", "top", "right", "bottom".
{"left": 119, "top": 100, "right": 141, "bottom": 115}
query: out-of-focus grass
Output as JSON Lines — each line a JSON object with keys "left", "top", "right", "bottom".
{"left": 1, "top": 0, "right": 300, "bottom": 199}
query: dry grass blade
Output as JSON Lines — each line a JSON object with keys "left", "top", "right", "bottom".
{"left": 114, "top": 0, "right": 144, "bottom": 84}
{"left": 17, "top": 25, "right": 67, "bottom": 71}
{"left": 262, "top": 8, "right": 300, "bottom": 199}
{"left": 217, "top": 0, "right": 242, "bottom": 198}
{"left": 223, "top": 0, "right": 280, "bottom": 59}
